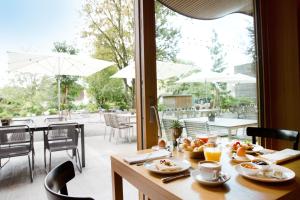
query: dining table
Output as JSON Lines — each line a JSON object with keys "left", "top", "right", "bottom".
{"left": 111, "top": 148, "right": 300, "bottom": 200}
{"left": 8, "top": 121, "right": 86, "bottom": 168}
{"left": 182, "top": 117, "right": 258, "bottom": 138}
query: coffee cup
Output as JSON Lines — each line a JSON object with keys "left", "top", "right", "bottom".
{"left": 198, "top": 161, "right": 221, "bottom": 181}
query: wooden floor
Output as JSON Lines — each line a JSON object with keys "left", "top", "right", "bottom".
{"left": 0, "top": 136, "right": 138, "bottom": 200}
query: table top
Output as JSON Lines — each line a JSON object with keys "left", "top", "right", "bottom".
{"left": 182, "top": 117, "right": 257, "bottom": 128}
{"left": 111, "top": 149, "right": 300, "bottom": 200}
{"left": 116, "top": 113, "right": 136, "bottom": 118}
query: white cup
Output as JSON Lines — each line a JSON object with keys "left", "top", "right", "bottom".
{"left": 198, "top": 161, "right": 221, "bottom": 181}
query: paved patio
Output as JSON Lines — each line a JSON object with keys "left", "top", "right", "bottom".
{"left": 0, "top": 136, "right": 138, "bottom": 200}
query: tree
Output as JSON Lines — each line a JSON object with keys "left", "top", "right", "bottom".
{"left": 52, "top": 41, "right": 83, "bottom": 113}
{"left": 208, "top": 30, "right": 230, "bottom": 108}
{"left": 81, "top": 0, "right": 181, "bottom": 108}
{"left": 87, "top": 66, "right": 127, "bottom": 110}
{"left": 246, "top": 23, "right": 256, "bottom": 62}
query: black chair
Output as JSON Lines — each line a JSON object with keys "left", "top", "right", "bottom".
{"left": 246, "top": 127, "right": 299, "bottom": 150}
{"left": 44, "top": 123, "right": 82, "bottom": 173}
{"left": 0, "top": 125, "right": 34, "bottom": 182}
{"left": 44, "top": 161, "right": 94, "bottom": 200}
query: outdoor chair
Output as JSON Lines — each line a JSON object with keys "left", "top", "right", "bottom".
{"left": 44, "top": 161, "right": 94, "bottom": 200}
{"left": 43, "top": 123, "right": 82, "bottom": 173}
{"left": 183, "top": 120, "right": 210, "bottom": 138}
{"left": 0, "top": 125, "right": 34, "bottom": 182}
{"left": 103, "top": 113, "right": 112, "bottom": 140}
{"left": 162, "top": 118, "right": 177, "bottom": 141}
{"left": 45, "top": 117, "right": 66, "bottom": 123}
{"left": 109, "top": 114, "right": 132, "bottom": 143}
{"left": 11, "top": 119, "right": 34, "bottom": 125}
{"left": 247, "top": 127, "right": 299, "bottom": 150}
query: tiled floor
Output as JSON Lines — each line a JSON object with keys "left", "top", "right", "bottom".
{"left": 0, "top": 136, "right": 138, "bottom": 200}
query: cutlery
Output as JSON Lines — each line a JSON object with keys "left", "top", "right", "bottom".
{"left": 161, "top": 171, "right": 190, "bottom": 183}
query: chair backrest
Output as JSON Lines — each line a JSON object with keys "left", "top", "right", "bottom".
{"left": 246, "top": 127, "right": 299, "bottom": 150}
{"left": 11, "top": 119, "right": 34, "bottom": 125}
{"left": 44, "top": 161, "right": 94, "bottom": 200}
{"left": 103, "top": 113, "right": 111, "bottom": 126}
{"left": 183, "top": 120, "right": 209, "bottom": 138}
{"left": 0, "top": 125, "right": 32, "bottom": 147}
{"left": 45, "top": 123, "right": 79, "bottom": 147}
{"left": 45, "top": 117, "right": 66, "bottom": 123}
{"left": 161, "top": 118, "right": 177, "bottom": 141}
{"left": 109, "top": 114, "right": 120, "bottom": 128}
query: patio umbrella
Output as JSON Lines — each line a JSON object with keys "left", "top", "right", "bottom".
{"left": 176, "top": 71, "right": 256, "bottom": 101}
{"left": 176, "top": 72, "right": 256, "bottom": 84}
{"left": 110, "top": 61, "right": 198, "bottom": 80}
{"left": 7, "top": 51, "right": 114, "bottom": 111}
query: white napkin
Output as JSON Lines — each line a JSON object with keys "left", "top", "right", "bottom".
{"left": 259, "top": 148, "right": 300, "bottom": 164}
{"left": 123, "top": 149, "right": 171, "bottom": 165}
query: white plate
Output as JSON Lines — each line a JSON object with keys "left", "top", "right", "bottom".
{"left": 192, "top": 170, "right": 231, "bottom": 186}
{"left": 231, "top": 154, "right": 251, "bottom": 163}
{"left": 228, "top": 144, "right": 264, "bottom": 153}
{"left": 144, "top": 159, "right": 191, "bottom": 174}
{"left": 235, "top": 164, "right": 295, "bottom": 182}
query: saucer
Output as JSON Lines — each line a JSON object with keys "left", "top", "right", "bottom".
{"left": 192, "top": 170, "right": 231, "bottom": 186}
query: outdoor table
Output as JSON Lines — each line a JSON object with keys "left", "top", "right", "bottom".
{"left": 182, "top": 117, "right": 257, "bottom": 138}
{"left": 7, "top": 122, "right": 86, "bottom": 168}
{"left": 111, "top": 149, "right": 300, "bottom": 200}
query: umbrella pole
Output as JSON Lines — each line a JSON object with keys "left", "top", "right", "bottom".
{"left": 58, "top": 76, "right": 61, "bottom": 116}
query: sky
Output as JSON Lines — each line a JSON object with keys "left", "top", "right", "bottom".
{"left": 0, "top": 0, "right": 253, "bottom": 86}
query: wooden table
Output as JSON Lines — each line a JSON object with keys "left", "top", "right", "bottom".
{"left": 111, "top": 149, "right": 300, "bottom": 200}
{"left": 183, "top": 117, "right": 258, "bottom": 138}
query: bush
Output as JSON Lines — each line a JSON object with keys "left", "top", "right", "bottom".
{"left": 48, "top": 108, "right": 58, "bottom": 115}
{"left": 87, "top": 103, "right": 98, "bottom": 112}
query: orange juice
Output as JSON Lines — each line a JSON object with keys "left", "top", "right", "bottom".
{"left": 204, "top": 147, "right": 222, "bottom": 161}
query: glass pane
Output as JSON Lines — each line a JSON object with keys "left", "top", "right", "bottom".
{"left": 155, "top": 1, "right": 257, "bottom": 145}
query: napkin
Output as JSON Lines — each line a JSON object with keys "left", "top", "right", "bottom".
{"left": 259, "top": 148, "right": 300, "bottom": 164}
{"left": 123, "top": 149, "right": 171, "bottom": 165}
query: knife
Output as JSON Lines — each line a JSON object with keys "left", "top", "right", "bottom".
{"left": 161, "top": 171, "right": 190, "bottom": 183}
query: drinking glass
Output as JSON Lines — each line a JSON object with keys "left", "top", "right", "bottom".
{"left": 204, "top": 145, "right": 222, "bottom": 162}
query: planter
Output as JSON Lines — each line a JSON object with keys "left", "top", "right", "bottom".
{"left": 1, "top": 119, "right": 11, "bottom": 126}
{"left": 170, "top": 127, "right": 183, "bottom": 146}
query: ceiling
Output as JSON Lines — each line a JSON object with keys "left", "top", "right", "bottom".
{"left": 157, "top": 0, "right": 253, "bottom": 20}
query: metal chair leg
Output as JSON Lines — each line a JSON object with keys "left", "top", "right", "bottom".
{"left": 75, "top": 148, "right": 82, "bottom": 173}
{"left": 49, "top": 151, "right": 52, "bottom": 172}
{"left": 28, "top": 154, "right": 33, "bottom": 182}
{"left": 32, "top": 149, "right": 35, "bottom": 170}
{"left": 44, "top": 148, "right": 47, "bottom": 172}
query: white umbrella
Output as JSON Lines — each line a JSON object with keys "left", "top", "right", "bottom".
{"left": 7, "top": 51, "right": 114, "bottom": 111}
{"left": 176, "top": 72, "right": 256, "bottom": 84}
{"left": 110, "top": 61, "right": 198, "bottom": 80}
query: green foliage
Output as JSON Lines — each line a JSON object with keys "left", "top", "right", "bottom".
{"left": 82, "top": 0, "right": 182, "bottom": 109}
{"left": 155, "top": 2, "right": 181, "bottom": 62}
{"left": 87, "top": 66, "right": 127, "bottom": 108}
{"left": 170, "top": 120, "right": 183, "bottom": 129}
{"left": 52, "top": 42, "right": 83, "bottom": 111}
{"left": 86, "top": 103, "right": 99, "bottom": 113}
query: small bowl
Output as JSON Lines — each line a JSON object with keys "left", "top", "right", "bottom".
{"left": 184, "top": 150, "right": 204, "bottom": 159}
{"left": 240, "top": 162, "right": 260, "bottom": 175}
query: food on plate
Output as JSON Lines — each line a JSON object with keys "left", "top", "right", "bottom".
{"left": 193, "top": 146, "right": 204, "bottom": 152}
{"left": 240, "top": 162, "right": 260, "bottom": 175}
{"left": 252, "top": 159, "right": 268, "bottom": 165}
{"left": 154, "top": 159, "right": 182, "bottom": 172}
{"left": 236, "top": 147, "right": 246, "bottom": 157}
{"left": 181, "top": 137, "right": 206, "bottom": 158}
{"left": 241, "top": 163, "right": 258, "bottom": 169}
{"left": 230, "top": 141, "right": 254, "bottom": 151}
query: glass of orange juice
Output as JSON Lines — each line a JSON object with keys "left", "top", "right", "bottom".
{"left": 204, "top": 145, "right": 222, "bottom": 162}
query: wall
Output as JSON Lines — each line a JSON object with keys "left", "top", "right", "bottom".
{"left": 257, "top": 0, "right": 300, "bottom": 149}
